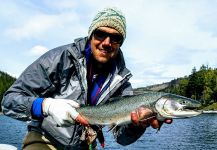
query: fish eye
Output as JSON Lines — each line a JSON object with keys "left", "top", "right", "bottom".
{"left": 181, "top": 100, "right": 190, "bottom": 105}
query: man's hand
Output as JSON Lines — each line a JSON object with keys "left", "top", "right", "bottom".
{"left": 42, "top": 98, "right": 88, "bottom": 127}
{"left": 131, "top": 107, "right": 172, "bottom": 129}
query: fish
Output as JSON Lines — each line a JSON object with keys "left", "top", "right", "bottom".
{"left": 77, "top": 91, "right": 202, "bottom": 126}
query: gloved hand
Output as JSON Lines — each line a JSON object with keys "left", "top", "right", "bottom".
{"left": 42, "top": 98, "right": 88, "bottom": 127}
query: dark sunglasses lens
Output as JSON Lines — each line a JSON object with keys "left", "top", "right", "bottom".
{"left": 94, "top": 30, "right": 106, "bottom": 40}
{"left": 111, "top": 34, "right": 123, "bottom": 44}
{"left": 94, "top": 30, "right": 123, "bottom": 44}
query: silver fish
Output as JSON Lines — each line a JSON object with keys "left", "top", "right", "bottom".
{"left": 77, "top": 92, "right": 202, "bottom": 126}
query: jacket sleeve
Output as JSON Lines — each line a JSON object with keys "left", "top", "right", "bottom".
{"left": 112, "top": 81, "right": 146, "bottom": 145}
{"left": 1, "top": 49, "right": 63, "bottom": 121}
{"left": 113, "top": 124, "right": 146, "bottom": 146}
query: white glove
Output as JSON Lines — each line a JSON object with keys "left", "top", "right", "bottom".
{"left": 42, "top": 98, "right": 80, "bottom": 127}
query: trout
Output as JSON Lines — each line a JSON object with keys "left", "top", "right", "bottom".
{"left": 77, "top": 91, "right": 202, "bottom": 126}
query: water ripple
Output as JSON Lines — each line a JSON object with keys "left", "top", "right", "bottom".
{"left": 1, "top": 114, "right": 217, "bottom": 150}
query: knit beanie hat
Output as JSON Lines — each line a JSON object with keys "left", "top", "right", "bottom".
{"left": 88, "top": 7, "right": 126, "bottom": 41}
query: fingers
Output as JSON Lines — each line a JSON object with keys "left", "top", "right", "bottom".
{"left": 66, "top": 101, "right": 89, "bottom": 126}
{"left": 137, "top": 107, "right": 153, "bottom": 120}
{"left": 67, "top": 107, "right": 89, "bottom": 126}
{"left": 148, "top": 118, "right": 172, "bottom": 130}
{"left": 131, "top": 107, "right": 153, "bottom": 127}
{"left": 75, "top": 114, "right": 89, "bottom": 126}
{"left": 67, "top": 100, "right": 80, "bottom": 108}
{"left": 67, "top": 110, "right": 89, "bottom": 126}
{"left": 164, "top": 118, "right": 173, "bottom": 124}
{"left": 131, "top": 111, "right": 139, "bottom": 125}
{"left": 148, "top": 118, "right": 161, "bottom": 129}
{"left": 131, "top": 107, "right": 173, "bottom": 129}
{"left": 68, "top": 107, "right": 79, "bottom": 119}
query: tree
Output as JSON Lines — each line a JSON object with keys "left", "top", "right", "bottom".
{"left": 0, "top": 71, "right": 16, "bottom": 112}
{"left": 161, "top": 65, "right": 217, "bottom": 106}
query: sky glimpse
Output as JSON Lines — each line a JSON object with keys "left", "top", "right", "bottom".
{"left": 1, "top": 0, "right": 217, "bottom": 88}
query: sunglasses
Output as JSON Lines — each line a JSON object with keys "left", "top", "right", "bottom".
{"left": 93, "top": 29, "right": 123, "bottom": 44}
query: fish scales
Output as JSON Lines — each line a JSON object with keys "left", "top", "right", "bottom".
{"left": 77, "top": 92, "right": 170, "bottom": 125}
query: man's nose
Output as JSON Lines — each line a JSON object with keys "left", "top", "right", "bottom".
{"left": 102, "top": 36, "right": 111, "bottom": 45}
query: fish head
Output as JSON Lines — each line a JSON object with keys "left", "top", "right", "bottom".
{"left": 155, "top": 94, "right": 202, "bottom": 120}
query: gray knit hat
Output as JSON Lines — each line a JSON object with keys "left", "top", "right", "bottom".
{"left": 88, "top": 7, "right": 126, "bottom": 41}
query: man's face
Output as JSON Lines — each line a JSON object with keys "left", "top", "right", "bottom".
{"left": 90, "top": 27, "right": 123, "bottom": 64}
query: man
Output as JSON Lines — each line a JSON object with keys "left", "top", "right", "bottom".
{"left": 2, "top": 7, "right": 171, "bottom": 149}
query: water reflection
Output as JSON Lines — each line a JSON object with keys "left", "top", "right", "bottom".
{"left": 101, "top": 113, "right": 217, "bottom": 150}
{"left": 1, "top": 114, "right": 217, "bottom": 150}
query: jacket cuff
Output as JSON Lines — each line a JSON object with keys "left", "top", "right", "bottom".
{"left": 31, "top": 98, "right": 44, "bottom": 120}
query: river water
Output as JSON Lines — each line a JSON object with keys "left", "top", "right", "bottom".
{"left": 1, "top": 113, "right": 217, "bottom": 150}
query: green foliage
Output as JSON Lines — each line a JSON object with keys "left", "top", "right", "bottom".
{"left": 202, "top": 102, "right": 217, "bottom": 111}
{"left": 0, "top": 71, "right": 16, "bottom": 112}
{"left": 161, "top": 65, "right": 217, "bottom": 106}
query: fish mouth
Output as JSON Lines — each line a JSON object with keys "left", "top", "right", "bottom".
{"left": 176, "top": 105, "right": 203, "bottom": 115}
{"left": 162, "top": 104, "right": 202, "bottom": 118}
{"left": 182, "top": 105, "right": 200, "bottom": 110}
